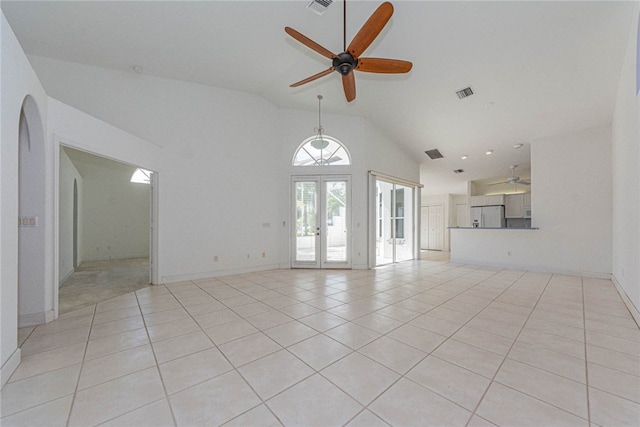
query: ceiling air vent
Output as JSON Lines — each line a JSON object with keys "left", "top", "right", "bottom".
{"left": 425, "top": 149, "right": 444, "bottom": 160}
{"left": 307, "top": 0, "right": 333, "bottom": 15}
{"left": 453, "top": 169, "right": 464, "bottom": 174}
{"left": 456, "top": 87, "right": 474, "bottom": 99}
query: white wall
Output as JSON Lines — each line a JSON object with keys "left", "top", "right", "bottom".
{"left": 452, "top": 125, "right": 613, "bottom": 278}
{"left": 611, "top": 3, "right": 640, "bottom": 318}
{"left": 36, "top": 56, "right": 419, "bottom": 278}
{"left": 58, "top": 148, "right": 83, "bottom": 284}
{"left": 41, "top": 60, "right": 285, "bottom": 282}
{"left": 80, "top": 161, "right": 149, "bottom": 262}
{"left": 0, "top": 11, "right": 50, "bottom": 387}
{"left": 279, "top": 108, "right": 420, "bottom": 269}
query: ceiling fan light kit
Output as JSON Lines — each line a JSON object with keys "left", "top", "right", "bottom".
{"left": 285, "top": 1, "right": 412, "bottom": 102}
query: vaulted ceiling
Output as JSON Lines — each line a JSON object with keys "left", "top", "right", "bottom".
{"left": 2, "top": 1, "right": 634, "bottom": 194}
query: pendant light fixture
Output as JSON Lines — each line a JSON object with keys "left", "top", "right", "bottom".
{"left": 310, "top": 94, "right": 329, "bottom": 150}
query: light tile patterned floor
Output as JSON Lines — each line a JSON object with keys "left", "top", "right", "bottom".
{"left": 2, "top": 259, "right": 639, "bottom": 426}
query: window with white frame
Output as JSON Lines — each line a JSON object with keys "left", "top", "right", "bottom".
{"left": 293, "top": 135, "right": 351, "bottom": 166}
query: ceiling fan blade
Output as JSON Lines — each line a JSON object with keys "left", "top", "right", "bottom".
{"left": 347, "top": 2, "right": 394, "bottom": 58}
{"left": 285, "top": 27, "right": 338, "bottom": 60}
{"left": 489, "top": 181, "right": 509, "bottom": 186}
{"left": 342, "top": 72, "right": 356, "bottom": 102}
{"left": 290, "top": 67, "right": 335, "bottom": 88}
{"left": 356, "top": 57, "right": 412, "bottom": 74}
{"left": 519, "top": 181, "right": 531, "bottom": 185}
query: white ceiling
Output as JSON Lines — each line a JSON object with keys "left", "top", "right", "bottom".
{"left": 2, "top": 1, "right": 634, "bottom": 194}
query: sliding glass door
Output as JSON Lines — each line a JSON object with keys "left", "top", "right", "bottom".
{"left": 372, "top": 174, "right": 419, "bottom": 266}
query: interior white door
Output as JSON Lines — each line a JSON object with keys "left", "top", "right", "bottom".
{"left": 292, "top": 176, "right": 350, "bottom": 269}
{"left": 428, "top": 205, "right": 444, "bottom": 251}
{"left": 420, "top": 207, "right": 429, "bottom": 249}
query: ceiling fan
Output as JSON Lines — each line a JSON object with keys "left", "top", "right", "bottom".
{"left": 285, "top": 1, "right": 412, "bottom": 102}
{"left": 491, "top": 165, "right": 531, "bottom": 186}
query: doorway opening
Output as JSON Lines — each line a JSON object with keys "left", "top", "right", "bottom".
{"left": 18, "top": 96, "right": 48, "bottom": 327}
{"left": 58, "top": 146, "right": 156, "bottom": 314}
{"left": 291, "top": 175, "right": 351, "bottom": 269}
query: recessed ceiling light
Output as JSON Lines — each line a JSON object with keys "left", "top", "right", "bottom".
{"left": 485, "top": 149, "right": 494, "bottom": 155}
{"left": 513, "top": 143, "right": 524, "bottom": 149}
{"left": 132, "top": 65, "right": 143, "bottom": 73}
{"left": 461, "top": 155, "right": 468, "bottom": 160}
{"left": 486, "top": 102, "right": 495, "bottom": 108}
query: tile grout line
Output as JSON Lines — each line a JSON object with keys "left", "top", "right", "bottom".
{"left": 167, "top": 280, "right": 283, "bottom": 426}
{"left": 133, "top": 287, "right": 179, "bottom": 427}
{"left": 582, "top": 276, "right": 592, "bottom": 425}
{"left": 340, "top": 266, "right": 528, "bottom": 426}
{"left": 464, "top": 271, "right": 554, "bottom": 426}
{"left": 65, "top": 303, "right": 98, "bottom": 427}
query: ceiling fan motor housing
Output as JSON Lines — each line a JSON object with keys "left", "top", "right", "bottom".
{"left": 333, "top": 52, "right": 358, "bottom": 75}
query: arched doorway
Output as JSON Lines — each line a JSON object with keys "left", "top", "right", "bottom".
{"left": 18, "top": 96, "right": 50, "bottom": 327}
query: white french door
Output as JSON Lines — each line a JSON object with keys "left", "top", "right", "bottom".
{"left": 291, "top": 175, "right": 351, "bottom": 269}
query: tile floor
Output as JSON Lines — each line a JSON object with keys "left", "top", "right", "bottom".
{"left": 2, "top": 259, "right": 639, "bottom": 426}
{"left": 59, "top": 258, "right": 151, "bottom": 314}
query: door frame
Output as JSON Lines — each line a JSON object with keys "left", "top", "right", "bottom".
{"left": 54, "top": 139, "right": 160, "bottom": 318}
{"left": 368, "top": 171, "right": 422, "bottom": 268}
{"left": 290, "top": 175, "right": 351, "bottom": 269}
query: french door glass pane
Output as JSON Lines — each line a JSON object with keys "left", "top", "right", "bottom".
{"left": 395, "top": 184, "right": 414, "bottom": 262}
{"left": 325, "top": 180, "right": 347, "bottom": 262}
{"left": 375, "top": 179, "right": 415, "bottom": 266}
{"left": 295, "top": 181, "right": 317, "bottom": 262}
{"left": 376, "top": 180, "right": 394, "bottom": 266}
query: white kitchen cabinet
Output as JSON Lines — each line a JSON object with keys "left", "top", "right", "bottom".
{"left": 524, "top": 193, "right": 532, "bottom": 206}
{"left": 505, "top": 194, "right": 525, "bottom": 218}
{"left": 470, "top": 196, "right": 486, "bottom": 207}
{"left": 470, "top": 194, "right": 505, "bottom": 207}
{"left": 485, "top": 194, "right": 505, "bottom": 206}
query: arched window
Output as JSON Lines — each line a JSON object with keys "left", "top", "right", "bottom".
{"left": 131, "top": 168, "right": 152, "bottom": 184}
{"left": 293, "top": 135, "right": 351, "bottom": 166}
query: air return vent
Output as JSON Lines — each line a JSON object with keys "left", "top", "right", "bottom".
{"left": 307, "top": 0, "right": 333, "bottom": 15}
{"left": 425, "top": 149, "right": 444, "bottom": 160}
{"left": 456, "top": 87, "right": 474, "bottom": 99}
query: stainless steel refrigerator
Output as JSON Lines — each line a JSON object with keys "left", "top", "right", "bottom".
{"left": 470, "top": 205, "right": 505, "bottom": 228}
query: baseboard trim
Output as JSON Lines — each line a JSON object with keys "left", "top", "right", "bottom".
{"left": 59, "top": 269, "right": 74, "bottom": 287}
{"left": 160, "top": 263, "right": 283, "bottom": 284}
{"left": 18, "top": 309, "right": 55, "bottom": 328}
{"left": 1, "top": 348, "right": 21, "bottom": 389}
{"left": 611, "top": 274, "right": 640, "bottom": 328}
{"left": 449, "top": 257, "right": 611, "bottom": 279}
